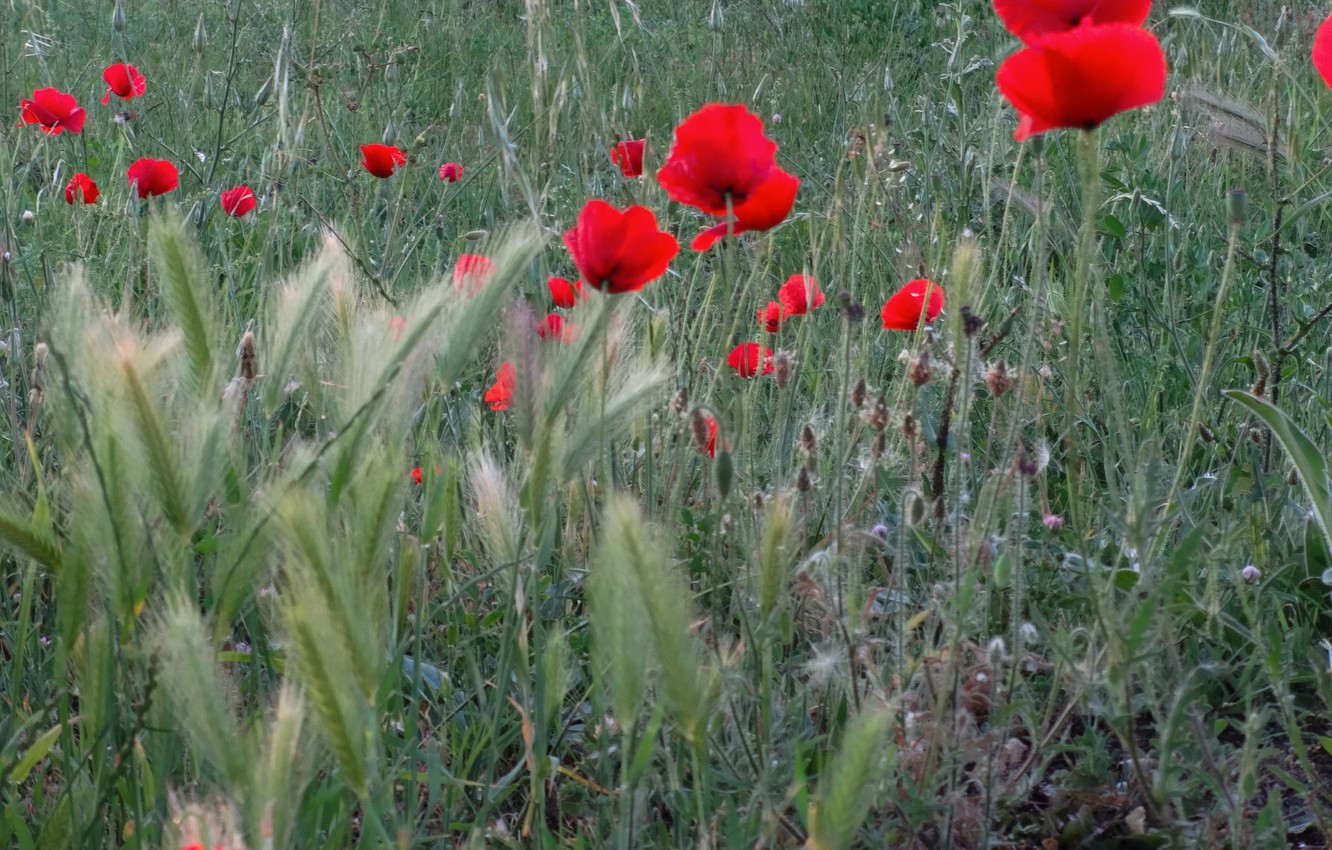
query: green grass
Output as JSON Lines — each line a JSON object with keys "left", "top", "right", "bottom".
{"left": 2, "top": 0, "right": 1332, "bottom": 847}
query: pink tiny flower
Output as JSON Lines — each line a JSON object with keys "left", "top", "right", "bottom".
{"left": 1042, "top": 514, "right": 1064, "bottom": 530}
{"left": 1241, "top": 564, "right": 1261, "bottom": 583}
{"left": 438, "top": 161, "right": 463, "bottom": 182}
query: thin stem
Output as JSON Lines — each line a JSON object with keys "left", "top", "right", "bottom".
{"left": 1062, "top": 130, "right": 1100, "bottom": 535}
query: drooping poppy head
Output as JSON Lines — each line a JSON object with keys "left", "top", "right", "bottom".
{"left": 484, "top": 362, "right": 516, "bottom": 411}
{"left": 126, "top": 158, "right": 179, "bottom": 198}
{"left": 689, "top": 166, "right": 800, "bottom": 251}
{"left": 758, "top": 301, "right": 785, "bottom": 333}
{"left": 656, "top": 103, "right": 779, "bottom": 216}
{"left": 611, "top": 139, "right": 646, "bottom": 177}
{"left": 101, "top": 63, "right": 147, "bottom": 105}
{"left": 220, "top": 185, "right": 256, "bottom": 217}
{"left": 779, "top": 274, "right": 825, "bottom": 315}
{"left": 20, "top": 87, "right": 86, "bottom": 135}
{"left": 995, "top": 23, "right": 1166, "bottom": 142}
{"left": 1315, "top": 13, "right": 1332, "bottom": 91}
{"left": 881, "top": 279, "right": 945, "bottom": 330}
{"left": 563, "top": 199, "right": 679, "bottom": 294}
{"left": 361, "top": 143, "right": 406, "bottom": 178}
{"left": 699, "top": 414, "right": 721, "bottom": 458}
{"left": 993, "top": 0, "right": 1151, "bottom": 43}
{"left": 64, "top": 172, "right": 99, "bottom": 205}
{"left": 453, "top": 254, "right": 496, "bottom": 294}
{"left": 547, "top": 276, "right": 585, "bottom": 308}
{"left": 438, "top": 161, "right": 463, "bottom": 182}
{"left": 727, "top": 343, "right": 775, "bottom": 378}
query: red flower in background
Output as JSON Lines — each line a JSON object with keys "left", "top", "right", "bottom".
{"left": 656, "top": 104, "right": 779, "bottom": 215}
{"left": 411, "top": 467, "right": 424, "bottom": 485}
{"left": 611, "top": 139, "right": 645, "bottom": 177}
{"left": 220, "top": 185, "right": 256, "bottom": 217}
{"left": 127, "top": 158, "right": 179, "bottom": 198}
{"left": 563, "top": 199, "right": 679, "bottom": 294}
{"left": 993, "top": 0, "right": 1151, "bottom": 43}
{"left": 439, "top": 161, "right": 463, "bottom": 182}
{"left": 996, "top": 23, "right": 1166, "bottom": 141}
{"left": 101, "top": 63, "right": 146, "bottom": 104}
{"left": 1315, "top": 13, "right": 1332, "bottom": 91}
{"left": 20, "top": 87, "right": 85, "bottom": 135}
{"left": 689, "top": 167, "right": 800, "bottom": 251}
{"left": 548, "top": 276, "right": 585, "bottom": 308}
{"left": 64, "top": 173, "right": 99, "bottom": 205}
{"left": 779, "top": 274, "right": 824, "bottom": 315}
{"left": 361, "top": 143, "right": 406, "bottom": 178}
{"left": 727, "top": 343, "right": 774, "bottom": 378}
{"left": 484, "top": 362, "right": 516, "bottom": 411}
{"left": 536, "top": 313, "right": 576, "bottom": 342}
{"left": 701, "top": 414, "right": 720, "bottom": 458}
{"left": 758, "top": 301, "right": 785, "bottom": 333}
{"left": 453, "top": 254, "right": 496, "bottom": 293}
{"left": 881, "top": 279, "right": 945, "bottom": 330}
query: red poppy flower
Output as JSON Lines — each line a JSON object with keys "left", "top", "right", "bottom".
{"left": 126, "top": 158, "right": 179, "bottom": 198}
{"left": 361, "top": 143, "right": 406, "bottom": 178}
{"left": 220, "top": 185, "right": 256, "bottom": 217}
{"left": 881, "top": 279, "right": 945, "bottom": 330}
{"left": 20, "top": 87, "right": 86, "bottom": 135}
{"left": 993, "top": 0, "right": 1151, "bottom": 43}
{"left": 411, "top": 467, "right": 424, "bottom": 485}
{"left": 536, "top": 313, "right": 576, "bottom": 342}
{"left": 101, "top": 63, "right": 146, "bottom": 105}
{"left": 727, "top": 343, "right": 774, "bottom": 378}
{"left": 1316, "top": 13, "right": 1332, "bottom": 91}
{"left": 64, "top": 172, "right": 99, "bottom": 205}
{"left": 758, "top": 301, "right": 785, "bottom": 333}
{"left": 439, "top": 161, "right": 463, "bottom": 182}
{"left": 548, "top": 276, "right": 585, "bottom": 308}
{"left": 702, "top": 414, "right": 720, "bottom": 458}
{"left": 562, "top": 199, "right": 679, "bottom": 294}
{"left": 484, "top": 362, "right": 516, "bottom": 411}
{"left": 453, "top": 254, "right": 496, "bottom": 294}
{"left": 995, "top": 23, "right": 1166, "bottom": 142}
{"left": 656, "top": 103, "right": 779, "bottom": 215}
{"left": 611, "top": 139, "right": 645, "bottom": 177}
{"left": 689, "top": 166, "right": 800, "bottom": 251}
{"left": 779, "top": 274, "right": 824, "bottom": 315}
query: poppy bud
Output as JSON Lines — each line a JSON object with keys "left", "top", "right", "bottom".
{"left": 463, "top": 229, "right": 488, "bottom": 241}
{"left": 204, "top": 73, "right": 216, "bottom": 109}
{"left": 251, "top": 75, "right": 273, "bottom": 111}
{"left": 1227, "top": 188, "right": 1247, "bottom": 229}
{"left": 715, "top": 449, "right": 734, "bottom": 500}
{"left": 112, "top": 0, "right": 126, "bottom": 32}
{"left": 193, "top": 13, "right": 207, "bottom": 53}
{"left": 903, "top": 488, "right": 926, "bottom": 527}
{"left": 382, "top": 122, "right": 398, "bottom": 145}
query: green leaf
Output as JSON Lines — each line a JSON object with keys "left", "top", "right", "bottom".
{"left": 1223, "top": 390, "right": 1332, "bottom": 556}
{"left": 9, "top": 723, "right": 61, "bottom": 784}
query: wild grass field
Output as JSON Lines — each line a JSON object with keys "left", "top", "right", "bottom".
{"left": 2, "top": 0, "right": 1332, "bottom": 847}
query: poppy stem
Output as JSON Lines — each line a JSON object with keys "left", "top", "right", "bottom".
{"left": 1062, "top": 130, "right": 1100, "bottom": 535}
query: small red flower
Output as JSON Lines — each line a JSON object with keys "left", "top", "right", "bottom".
{"left": 779, "top": 274, "right": 824, "bottom": 315}
{"left": 220, "top": 185, "right": 256, "bottom": 217}
{"left": 126, "top": 158, "right": 179, "bottom": 198}
{"left": 656, "top": 104, "right": 779, "bottom": 216}
{"left": 995, "top": 23, "right": 1166, "bottom": 141}
{"left": 361, "top": 143, "right": 406, "bottom": 178}
{"left": 101, "top": 63, "right": 147, "bottom": 105}
{"left": 547, "top": 276, "right": 585, "bottom": 308}
{"left": 438, "top": 161, "right": 463, "bottom": 182}
{"left": 758, "top": 301, "right": 785, "bottom": 333}
{"left": 484, "top": 362, "right": 516, "bottom": 411}
{"left": 702, "top": 414, "right": 720, "bottom": 458}
{"left": 563, "top": 199, "right": 679, "bottom": 294}
{"left": 411, "top": 467, "right": 424, "bottom": 485}
{"left": 611, "top": 139, "right": 646, "bottom": 177}
{"left": 1316, "top": 13, "right": 1332, "bottom": 91}
{"left": 20, "top": 87, "right": 86, "bottom": 135}
{"left": 881, "top": 279, "right": 945, "bottom": 330}
{"left": 453, "top": 254, "right": 496, "bottom": 294}
{"left": 993, "top": 0, "right": 1151, "bottom": 43}
{"left": 64, "top": 172, "right": 99, "bottom": 205}
{"left": 689, "top": 166, "right": 800, "bottom": 251}
{"left": 727, "top": 343, "right": 774, "bottom": 378}
{"left": 536, "top": 313, "right": 575, "bottom": 342}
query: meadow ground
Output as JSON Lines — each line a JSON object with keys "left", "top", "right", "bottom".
{"left": 3, "top": 0, "right": 1332, "bottom": 847}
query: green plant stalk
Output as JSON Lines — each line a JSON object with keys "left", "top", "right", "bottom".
{"left": 1062, "top": 130, "right": 1100, "bottom": 535}
{"left": 1163, "top": 220, "right": 1241, "bottom": 516}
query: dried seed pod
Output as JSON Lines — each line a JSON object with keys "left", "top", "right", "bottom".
{"left": 868, "top": 396, "right": 890, "bottom": 432}
{"left": 985, "top": 360, "right": 1013, "bottom": 398}
{"left": 237, "top": 331, "right": 257, "bottom": 381}
{"left": 851, "top": 377, "right": 868, "bottom": 409}
{"left": 908, "top": 348, "right": 933, "bottom": 387}
{"left": 901, "top": 412, "right": 918, "bottom": 440}
{"left": 773, "top": 351, "right": 793, "bottom": 387}
{"left": 795, "top": 465, "right": 814, "bottom": 492}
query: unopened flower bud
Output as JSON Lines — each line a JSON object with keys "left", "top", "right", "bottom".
{"left": 1227, "top": 188, "right": 1247, "bottom": 229}
{"left": 193, "top": 13, "right": 207, "bottom": 53}
{"left": 112, "top": 0, "right": 126, "bottom": 31}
